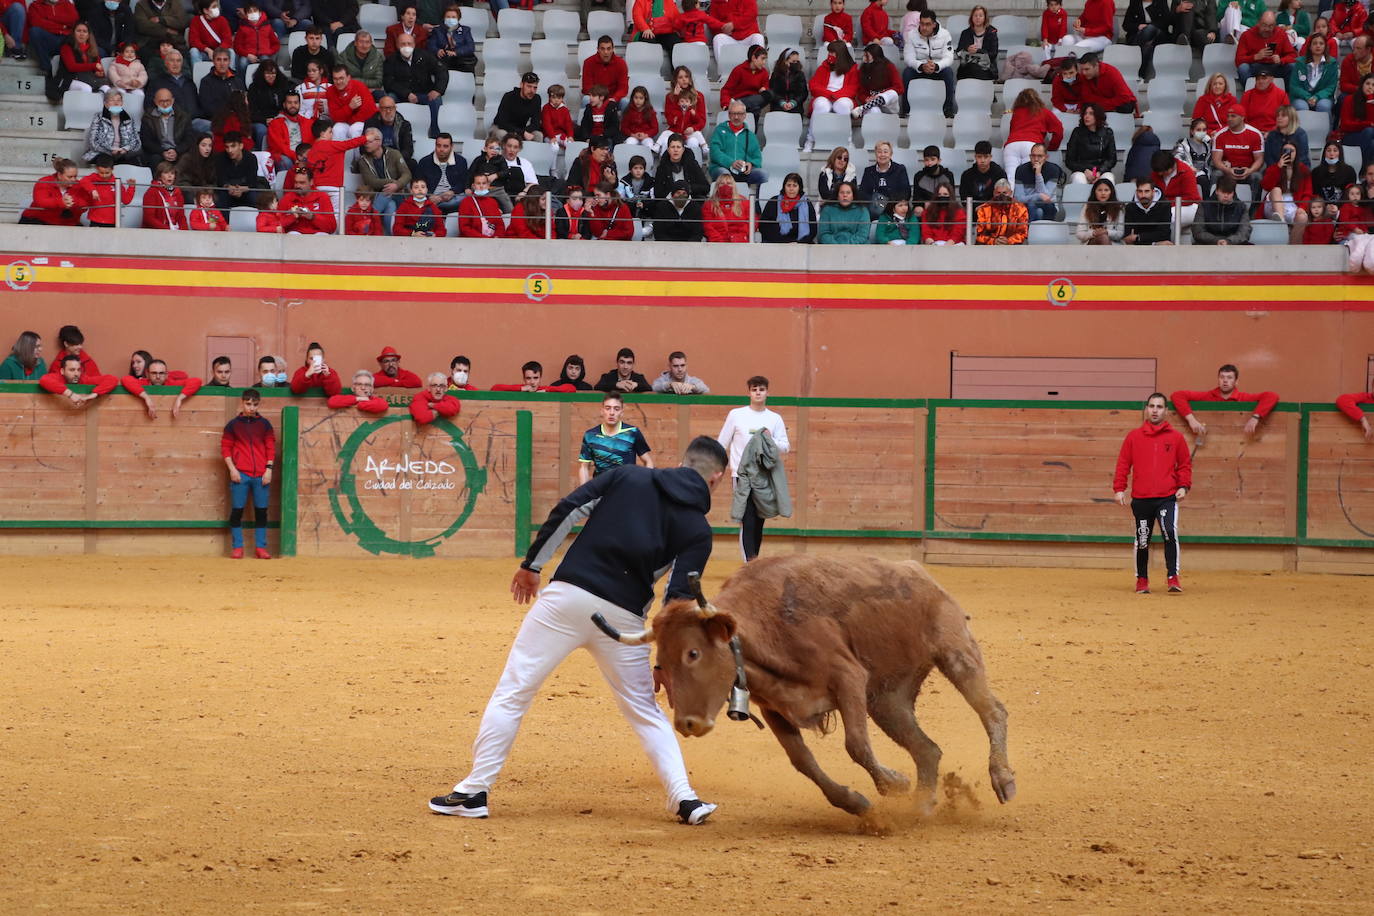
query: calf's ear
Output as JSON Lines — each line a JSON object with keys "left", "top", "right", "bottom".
{"left": 703, "top": 612, "right": 737, "bottom": 645}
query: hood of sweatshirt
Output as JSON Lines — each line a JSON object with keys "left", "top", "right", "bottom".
{"left": 1139, "top": 419, "right": 1175, "bottom": 436}
{"left": 652, "top": 466, "right": 711, "bottom": 512}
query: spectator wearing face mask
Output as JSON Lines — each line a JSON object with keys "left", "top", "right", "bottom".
{"left": 448, "top": 355, "right": 476, "bottom": 391}
{"left": 256, "top": 355, "right": 289, "bottom": 388}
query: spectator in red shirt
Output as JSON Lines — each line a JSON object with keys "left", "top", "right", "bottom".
{"left": 1335, "top": 391, "right": 1374, "bottom": 440}
{"left": 325, "top": 62, "right": 377, "bottom": 139}
{"left": 1330, "top": 0, "right": 1368, "bottom": 48}
{"left": 188, "top": 0, "right": 232, "bottom": 65}
{"left": 1171, "top": 363, "right": 1280, "bottom": 438}
{"left": 28, "top": 0, "right": 79, "bottom": 70}
{"left": 713, "top": 0, "right": 763, "bottom": 58}
{"left": 1236, "top": 12, "right": 1298, "bottom": 83}
{"left": 189, "top": 187, "right": 228, "bottom": 230}
{"left": 1340, "top": 73, "right": 1374, "bottom": 170}
{"left": 587, "top": 182, "right": 635, "bottom": 240}
{"left": 581, "top": 35, "right": 629, "bottom": 107}
{"left": 1004, "top": 88, "right": 1064, "bottom": 179}
{"left": 257, "top": 191, "right": 288, "bottom": 233}
{"left": 386, "top": 3, "right": 430, "bottom": 56}
{"left": 1075, "top": 53, "right": 1136, "bottom": 114}
{"left": 822, "top": 0, "right": 855, "bottom": 44}
{"left": 41, "top": 353, "right": 117, "bottom": 406}
{"left": 221, "top": 388, "right": 274, "bottom": 559}
{"left": 328, "top": 370, "right": 389, "bottom": 414}
{"left": 1211, "top": 104, "right": 1265, "bottom": 194}
{"left": 1261, "top": 139, "right": 1313, "bottom": 240}
{"left": 1338, "top": 36, "right": 1372, "bottom": 95}
{"left": 490, "top": 361, "right": 577, "bottom": 393}
{"left": 374, "top": 346, "right": 424, "bottom": 388}
{"left": 1300, "top": 198, "right": 1337, "bottom": 244}
{"left": 266, "top": 90, "right": 313, "bottom": 171}
{"left": 411, "top": 372, "right": 463, "bottom": 423}
{"left": 456, "top": 172, "right": 505, "bottom": 238}
{"left": 142, "top": 161, "right": 187, "bottom": 230}
{"left": 620, "top": 85, "right": 661, "bottom": 156}
{"left": 860, "top": 0, "right": 896, "bottom": 45}
{"left": 1068, "top": 0, "right": 1116, "bottom": 54}
{"left": 53, "top": 324, "right": 112, "bottom": 389}
{"left": 290, "top": 341, "right": 344, "bottom": 396}
{"left": 672, "top": 0, "right": 732, "bottom": 46}
{"left": 1150, "top": 149, "right": 1202, "bottom": 226}
{"left": 234, "top": 3, "right": 279, "bottom": 68}
{"left": 507, "top": 192, "right": 547, "bottom": 238}
{"left": 1112, "top": 392, "right": 1191, "bottom": 595}
{"left": 1041, "top": 0, "right": 1069, "bottom": 55}
{"left": 702, "top": 173, "right": 749, "bottom": 242}
{"left": 19, "top": 159, "right": 85, "bottom": 226}
{"left": 303, "top": 119, "right": 367, "bottom": 189}
{"left": 720, "top": 44, "right": 772, "bottom": 115}
{"left": 1192, "top": 72, "right": 1239, "bottom": 133}
{"left": 1241, "top": 68, "right": 1290, "bottom": 132}
{"left": 279, "top": 167, "right": 338, "bottom": 233}
{"left": 75, "top": 155, "right": 135, "bottom": 228}
{"left": 542, "top": 84, "right": 576, "bottom": 159}
{"left": 123, "top": 357, "right": 203, "bottom": 418}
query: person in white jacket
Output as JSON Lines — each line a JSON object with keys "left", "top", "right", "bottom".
{"left": 717, "top": 374, "right": 790, "bottom": 561}
{"left": 902, "top": 10, "right": 957, "bottom": 118}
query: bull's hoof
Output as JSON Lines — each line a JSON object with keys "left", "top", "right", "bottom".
{"left": 874, "top": 767, "right": 911, "bottom": 796}
{"left": 991, "top": 768, "right": 1017, "bottom": 804}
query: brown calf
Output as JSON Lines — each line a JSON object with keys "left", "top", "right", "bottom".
{"left": 613, "top": 554, "right": 1016, "bottom": 816}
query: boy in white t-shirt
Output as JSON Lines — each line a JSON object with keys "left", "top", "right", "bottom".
{"left": 716, "top": 375, "right": 790, "bottom": 560}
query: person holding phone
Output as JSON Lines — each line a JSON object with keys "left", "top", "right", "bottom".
{"left": 1235, "top": 12, "right": 1297, "bottom": 83}
{"left": 289, "top": 341, "right": 343, "bottom": 395}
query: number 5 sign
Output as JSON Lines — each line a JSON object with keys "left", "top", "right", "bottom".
{"left": 1046, "top": 277, "right": 1075, "bottom": 306}
{"left": 6, "top": 260, "right": 34, "bottom": 291}
{"left": 524, "top": 272, "right": 552, "bottom": 301}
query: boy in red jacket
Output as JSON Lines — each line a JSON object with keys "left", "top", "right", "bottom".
{"left": 542, "top": 84, "right": 576, "bottom": 157}
{"left": 233, "top": 2, "right": 280, "bottom": 66}
{"left": 1113, "top": 392, "right": 1192, "bottom": 594}
{"left": 189, "top": 187, "right": 228, "bottom": 231}
{"left": 344, "top": 189, "right": 384, "bottom": 235}
{"left": 258, "top": 192, "right": 288, "bottom": 233}
{"left": 1171, "top": 363, "right": 1279, "bottom": 438}
{"left": 1041, "top": 0, "right": 1068, "bottom": 56}
{"left": 221, "top": 388, "right": 275, "bottom": 559}
{"left": 393, "top": 178, "right": 447, "bottom": 236}
{"left": 77, "top": 155, "right": 136, "bottom": 228}
{"left": 411, "top": 373, "right": 462, "bottom": 424}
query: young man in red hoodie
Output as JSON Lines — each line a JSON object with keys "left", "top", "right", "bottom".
{"left": 40, "top": 353, "right": 117, "bottom": 406}
{"left": 279, "top": 167, "right": 338, "bottom": 234}
{"left": 303, "top": 119, "right": 367, "bottom": 190}
{"left": 490, "top": 361, "right": 577, "bottom": 392}
{"left": 1074, "top": 54, "right": 1136, "bottom": 114}
{"left": 1171, "top": 363, "right": 1280, "bottom": 439}
{"left": 1113, "top": 392, "right": 1192, "bottom": 595}
{"left": 580, "top": 36, "right": 629, "bottom": 107}
{"left": 266, "top": 91, "right": 314, "bottom": 171}
{"left": 221, "top": 388, "right": 275, "bottom": 559}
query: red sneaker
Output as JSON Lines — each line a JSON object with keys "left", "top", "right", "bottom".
{"left": 231, "top": 547, "right": 244, "bottom": 559}
{"left": 254, "top": 548, "right": 272, "bottom": 560}
{"left": 1167, "top": 575, "right": 1182, "bottom": 593}
{"left": 1135, "top": 577, "right": 1150, "bottom": 594}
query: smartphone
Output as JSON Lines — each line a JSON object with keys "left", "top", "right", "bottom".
{"left": 311, "top": 355, "right": 323, "bottom": 370}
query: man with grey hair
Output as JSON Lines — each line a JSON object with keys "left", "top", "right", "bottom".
{"left": 707, "top": 99, "right": 765, "bottom": 189}
{"left": 341, "top": 30, "right": 385, "bottom": 98}
{"left": 148, "top": 49, "right": 210, "bottom": 133}
{"left": 328, "top": 369, "right": 389, "bottom": 414}
{"left": 410, "top": 372, "right": 461, "bottom": 424}
{"left": 353, "top": 127, "right": 411, "bottom": 232}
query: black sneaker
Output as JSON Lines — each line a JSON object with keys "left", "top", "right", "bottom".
{"left": 676, "top": 799, "right": 717, "bottom": 825}
{"left": 429, "top": 790, "right": 489, "bottom": 818}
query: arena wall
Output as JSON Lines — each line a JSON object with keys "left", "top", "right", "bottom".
{"left": 0, "top": 386, "right": 1369, "bottom": 572}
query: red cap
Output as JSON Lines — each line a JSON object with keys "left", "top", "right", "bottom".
{"left": 1227, "top": 103, "right": 1246, "bottom": 117}
{"left": 376, "top": 345, "right": 402, "bottom": 362}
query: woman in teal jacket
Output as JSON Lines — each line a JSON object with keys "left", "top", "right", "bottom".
{"left": 874, "top": 198, "right": 922, "bottom": 244}
{"left": 1288, "top": 33, "right": 1337, "bottom": 112}
{"left": 0, "top": 331, "right": 47, "bottom": 380}
{"left": 818, "top": 181, "right": 871, "bottom": 244}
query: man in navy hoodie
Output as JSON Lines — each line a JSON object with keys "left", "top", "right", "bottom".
{"left": 1112, "top": 392, "right": 1192, "bottom": 595}
{"left": 430, "top": 436, "right": 729, "bottom": 825}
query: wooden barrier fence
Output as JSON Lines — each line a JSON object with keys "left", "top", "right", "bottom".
{"left": 0, "top": 388, "right": 1370, "bottom": 572}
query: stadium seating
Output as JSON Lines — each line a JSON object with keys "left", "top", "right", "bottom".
{"left": 586, "top": 9, "right": 624, "bottom": 43}
{"left": 542, "top": 9, "right": 581, "bottom": 43}
{"left": 357, "top": 3, "right": 393, "bottom": 36}
{"left": 498, "top": 8, "right": 536, "bottom": 43}
{"left": 764, "top": 14, "right": 803, "bottom": 51}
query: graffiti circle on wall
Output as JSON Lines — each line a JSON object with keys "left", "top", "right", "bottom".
{"left": 327, "top": 416, "right": 487, "bottom": 557}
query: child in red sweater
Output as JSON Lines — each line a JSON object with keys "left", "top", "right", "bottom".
{"left": 189, "top": 0, "right": 233, "bottom": 64}
{"left": 542, "top": 84, "right": 576, "bottom": 151}
{"left": 1301, "top": 199, "right": 1337, "bottom": 244}
{"left": 76, "top": 155, "right": 135, "bottom": 228}
{"left": 189, "top": 188, "right": 227, "bottom": 230}
{"left": 1041, "top": 0, "right": 1068, "bottom": 56}
{"left": 861, "top": 0, "right": 896, "bottom": 45}
{"left": 345, "top": 189, "right": 385, "bottom": 235}
{"left": 257, "top": 192, "right": 286, "bottom": 233}
{"left": 823, "top": 0, "right": 856, "bottom": 44}
{"left": 673, "top": 0, "right": 732, "bottom": 44}
{"left": 621, "top": 85, "right": 661, "bottom": 155}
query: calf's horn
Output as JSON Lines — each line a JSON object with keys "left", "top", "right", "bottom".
{"left": 686, "top": 571, "right": 718, "bottom": 618}
{"left": 590, "top": 612, "right": 655, "bottom": 645}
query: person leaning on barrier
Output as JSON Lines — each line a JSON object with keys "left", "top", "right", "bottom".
{"left": 39, "top": 353, "right": 117, "bottom": 406}
{"left": 652, "top": 351, "right": 711, "bottom": 395}
{"left": 410, "top": 371, "right": 461, "bottom": 424}
{"left": 1171, "top": 363, "right": 1279, "bottom": 438}
{"left": 328, "top": 369, "right": 389, "bottom": 414}
{"left": 1335, "top": 391, "right": 1374, "bottom": 441}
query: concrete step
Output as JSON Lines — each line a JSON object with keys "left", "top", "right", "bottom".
{"left": 0, "top": 57, "right": 52, "bottom": 97}
{"left": 0, "top": 93, "right": 59, "bottom": 131}
{"left": 0, "top": 129, "right": 87, "bottom": 165}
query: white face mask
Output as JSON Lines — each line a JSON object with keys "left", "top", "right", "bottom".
{"left": 444, "top": 16, "right": 458, "bottom": 27}
{"left": 400, "top": 45, "right": 413, "bottom": 58}
{"left": 1325, "top": 155, "right": 1340, "bottom": 165}
{"left": 452, "top": 370, "right": 468, "bottom": 385}
{"left": 412, "top": 194, "right": 426, "bottom": 204}
{"left": 1193, "top": 130, "right": 1208, "bottom": 141}
{"left": 473, "top": 188, "right": 489, "bottom": 196}
{"left": 207, "top": 6, "right": 219, "bottom": 16}
{"left": 247, "top": 10, "right": 260, "bottom": 21}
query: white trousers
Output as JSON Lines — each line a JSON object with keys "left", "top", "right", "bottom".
{"left": 1003, "top": 139, "right": 1035, "bottom": 179}
{"left": 657, "top": 128, "right": 708, "bottom": 158}
{"left": 807, "top": 96, "right": 854, "bottom": 141}
{"left": 623, "top": 134, "right": 660, "bottom": 156}
{"left": 713, "top": 31, "right": 766, "bottom": 61}
{"left": 1066, "top": 35, "right": 1112, "bottom": 54}
{"left": 454, "top": 581, "right": 697, "bottom": 810}
{"left": 332, "top": 120, "right": 365, "bottom": 140}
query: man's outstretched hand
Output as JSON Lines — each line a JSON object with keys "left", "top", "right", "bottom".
{"left": 511, "top": 567, "right": 540, "bottom": 604}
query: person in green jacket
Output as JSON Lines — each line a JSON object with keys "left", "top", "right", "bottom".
{"left": 0, "top": 331, "right": 46, "bottom": 381}
{"left": 1288, "top": 33, "right": 1337, "bottom": 112}
{"left": 707, "top": 100, "right": 766, "bottom": 191}
{"left": 874, "top": 198, "right": 922, "bottom": 244}
{"left": 340, "top": 31, "right": 385, "bottom": 94}
{"left": 1275, "top": 0, "right": 1309, "bottom": 38}
{"left": 818, "top": 181, "right": 871, "bottom": 244}
{"left": 1221, "top": 0, "right": 1267, "bottom": 40}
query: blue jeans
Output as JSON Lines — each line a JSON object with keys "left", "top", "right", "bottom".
{"left": 251, "top": 121, "right": 268, "bottom": 149}
{"left": 1025, "top": 198, "right": 1058, "bottom": 221}
{"left": 1237, "top": 62, "right": 1291, "bottom": 84}
{"left": 29, "top": 27, "right": 65, "bottom": 71}
{"left": 373, "top": 192, "right": 401, "bottom": 232}
{"left": 2, "top": 3, "right": 25, "bottom": 45}
{"left": 709, "top": 165, "right": 767, "bottom": 187}
{"left": 1347, "top": 126, "right": 1374, "bottom": 171}
{"left": 1292, "top": 97, "right": 1333, "bottom": 112}
{"left": 488, "top": 0, "right": 510, "bottom": 13}
{"left": 229, "top": 474, "right": 269, "bottom": 549}
{"left": 902, "top": 65, "right": 956, "bottom": 116}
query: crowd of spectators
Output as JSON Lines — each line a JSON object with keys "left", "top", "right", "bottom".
{"left": 11, "top": 0, "right": 1374, "bottom": 248}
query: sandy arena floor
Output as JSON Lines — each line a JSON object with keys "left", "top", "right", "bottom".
{"left": 2, "top": 556, "right": 1370, "bottom": 914}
